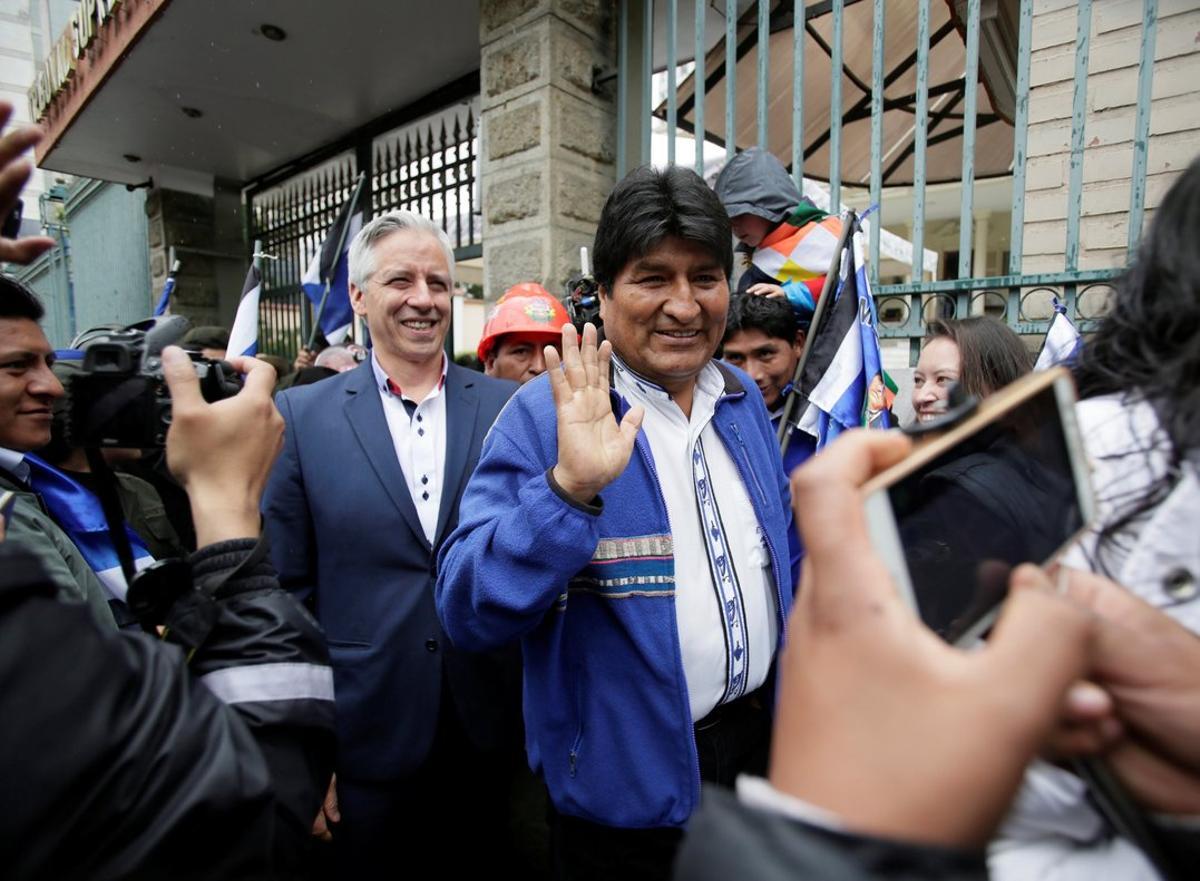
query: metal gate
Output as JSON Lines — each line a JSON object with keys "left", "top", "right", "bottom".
{"left": 247, "top": 93, "right": 480, "bottom": 360}
{"left": 617, "top": 0, "right": 1165, "bottom": 362}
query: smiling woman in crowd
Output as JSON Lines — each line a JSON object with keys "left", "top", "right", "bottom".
{"left": 912, "top": 316, "right": 1032, "bottom": 423}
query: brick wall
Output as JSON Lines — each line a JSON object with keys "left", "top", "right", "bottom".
{"left": 1021, "top": 0, "right": 1199, "bottom": 274}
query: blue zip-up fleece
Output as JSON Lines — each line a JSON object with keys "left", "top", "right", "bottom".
{"left": 436, "top": 361, "right": 797, "bottom": 829}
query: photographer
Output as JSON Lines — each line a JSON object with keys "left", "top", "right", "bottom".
{"left": 0, "top": 103, "right": 334, "bottom": 878}
{"left": 1, "top": 347, "right": 335, "bottom": 879}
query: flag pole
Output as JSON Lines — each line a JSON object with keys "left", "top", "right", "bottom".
{"left": 307, "top": 172, "right": 367, "bottom": 351}
{"left": 776, "top": 208, "right": 858, "bottom": 455}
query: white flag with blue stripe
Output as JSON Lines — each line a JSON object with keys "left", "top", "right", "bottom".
{"left": 226, "top": 262, "right": 262, "bottom": 358}
{"left": 1034, "top": 298, "right": 1083, "bottom": 371}
{"left": 796, "top": 227, "right": 896, "bottom": 447}
{"left": 301, "top": 195, "right": 363, "bottom": 346}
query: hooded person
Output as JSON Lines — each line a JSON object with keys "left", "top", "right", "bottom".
{"left": 713, "top": 148, "right": 843, "bottom": 328}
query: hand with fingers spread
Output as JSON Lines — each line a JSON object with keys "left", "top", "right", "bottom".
{"left": 161, "top": 347, "right": 283, "bottom": 546}
{"left": 770, "top": 430, "right": 1095, "bottom": 850}
{"left": 0, "top": 102, "right": 56, "bottom": 265}
{"left": 545, "top": 323, "right": 644, "bottom": 504}
{"left": 1047, "top": 568, "right": 1200, "bottom": 814}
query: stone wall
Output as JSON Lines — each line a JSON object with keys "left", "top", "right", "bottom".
{"left": 145, "top": 181, "right": 246, "bottom": 328}
{"left": 1021, "top": 0, "right": 1199, "bottom": 274}
{"left": 479, "top": 0, "right": 617, "bottom": 298}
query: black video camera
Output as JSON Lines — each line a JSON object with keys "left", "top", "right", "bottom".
{"left": 64, "top": 316, "right": 242, "bottom": 449}
{"left": 564, "top": 272, "right": 602, "bottom": 334}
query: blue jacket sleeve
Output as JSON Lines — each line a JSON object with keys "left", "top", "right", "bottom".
{"left": 436, "top": 407, "right": 604, "bottom": 652}
{"left": 782, "top": 279, "right": 818, "bottom": 317}
{"left": 262, "top": 393, "right": 318, "bottom": 611}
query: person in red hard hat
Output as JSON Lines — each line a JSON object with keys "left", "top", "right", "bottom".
{"left": 477, "top": 282, "right": 570, "bottom": 384}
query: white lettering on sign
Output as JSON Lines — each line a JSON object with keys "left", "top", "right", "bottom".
{"left": 28, "top": 0, "right": 125, "bottom": 121}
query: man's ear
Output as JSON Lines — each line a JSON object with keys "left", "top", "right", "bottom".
{"left": 793, "top": 328, "right": 806, "bottom": 355}
{"left": 483, "top": 353, "right": 497, "bottom": 376}
{"left": 350, "top": 283, "right": 368, "bottom": 317}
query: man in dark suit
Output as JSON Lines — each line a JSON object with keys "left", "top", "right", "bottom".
{"left": 262, "top": 210, "right": 517, "bottom": 874}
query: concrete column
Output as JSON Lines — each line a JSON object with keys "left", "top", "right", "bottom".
{"left": 145, "top": 179, "right": 246, "bottom": 327}
{"left": 479, "top": 0, "right": 618, "bottom": 299}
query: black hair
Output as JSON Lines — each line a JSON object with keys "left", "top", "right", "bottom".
{"left": 592, "top": 164, "right": 732, "bottom": 292}
{"left": 1071, "top": 156, "right": 1200, "bottom": 576}
{"left": 0, "top": 274, "right": 45, "bottom": 321}
{"left": 723, "top": 295, "right": 798, "bottom": 344}
{"left": 924, "top": 316, "right": 1031, "bottom": 398}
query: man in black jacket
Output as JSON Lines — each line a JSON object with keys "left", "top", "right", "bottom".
{"left": 0, "top": 339, "right": 335, "bottom": 879}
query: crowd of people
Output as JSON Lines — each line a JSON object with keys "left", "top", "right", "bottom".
{"left": 0, "top": 92, "right": 1198, "bottom": 881}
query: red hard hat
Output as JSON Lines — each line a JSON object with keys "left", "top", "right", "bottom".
{"left": 477, "top": 285, "right": 570, "bottom": 362}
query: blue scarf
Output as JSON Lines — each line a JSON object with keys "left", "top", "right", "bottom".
{"left": 25, "top": 454, "right": 154, "bottom": 601}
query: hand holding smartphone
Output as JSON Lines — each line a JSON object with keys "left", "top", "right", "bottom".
{"left": 863, "top": 367, "right": 1095, "bottom": 644}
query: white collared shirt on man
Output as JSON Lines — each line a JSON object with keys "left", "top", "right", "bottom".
{"left": 613, "top": 356, "right": 779, "bottom": 722}
{"left": 370, "top": 351, "right": 448, "bottom": 545}
{"left": 0, "top": 446, "right": 29, "bottom": 483}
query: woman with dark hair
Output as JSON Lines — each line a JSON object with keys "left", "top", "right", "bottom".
{"left": 912, "top": 316, "right": 1032, "bottom": 423}
{"left": 992, "top": 157, "right": 1200, "bottom": 881}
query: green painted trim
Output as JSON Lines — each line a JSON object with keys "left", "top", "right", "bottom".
{"left": 868, "top": 0, "right": 884, "bottom": 281}
{"left": 1064, "top": 0, "right": 1092, "bottom": 272}
{"left": 1008, "top": 0, "right": 1033, "bottom": 275}
{"left": 1127, "top": 0, "right": 1157, "bottom": 256}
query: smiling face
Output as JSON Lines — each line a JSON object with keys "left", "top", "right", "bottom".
{"left": 599, "top": 236, "right": 729, "bottom": 398}
{"left": 0, "top": 318, "right": 63, "bottom": 451}
{"left": 721, "top": 327, "right": 802, "bottom": 409}
{"left": 350, "top": 229, "right": 451, "bottom": 368}
{"left": 912, "top": 336, "right": 961, "bottom": 423}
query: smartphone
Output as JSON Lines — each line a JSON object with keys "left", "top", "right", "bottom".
{"left": 863, "top": 367, "right": 1095, "bottom": 645}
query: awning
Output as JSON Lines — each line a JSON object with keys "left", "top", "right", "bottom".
{"left": 659, "top": 0, "right": 1017, "bottom": 186}
{"left": 33, "top": 0, "right": 480, "bottom": 190}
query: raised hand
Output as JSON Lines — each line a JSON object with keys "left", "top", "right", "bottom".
{"left": 545, "top": 323, "right": 644, "bottom": 504}
{"left": 0, "top": 102, "right": 56, "bottom": 265}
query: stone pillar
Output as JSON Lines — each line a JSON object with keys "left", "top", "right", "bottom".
{"left": 145, "top": 180, "right": 247, "bottom": 327}
{"left": 479, "top": 0, "right": 617, "bottom": 300}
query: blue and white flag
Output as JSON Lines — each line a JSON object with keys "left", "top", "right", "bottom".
{"left": 152, "top": 273, "right": 176, "bottom": 317}
{"left": 1034, "top": 297, "right": 1083, "bottom": 371}
{"left": 301, "top": 192, "right": 364, "bottom": 346}
{"left": 25, "top": 454, "right": 154, "bottom": 602}
{"left": 226, "top": 262, "right": 262, "bottom": 358}
{"left": 796, "top": 227, "right": 896, "bottom": 448}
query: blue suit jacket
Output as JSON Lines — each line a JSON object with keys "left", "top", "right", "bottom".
{"left": 263, "top": 359, "right": 517, "bottom": 782}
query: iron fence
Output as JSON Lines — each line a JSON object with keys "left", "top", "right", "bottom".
{"left": 248, "top": 100, "right": 479, "bottom": 360}
{"left": 619, "top": 0, "right": 1163, "bottom": 361}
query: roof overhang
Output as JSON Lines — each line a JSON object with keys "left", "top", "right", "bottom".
{"left": 33, "top": 0, "right": 480, "bottom": 192}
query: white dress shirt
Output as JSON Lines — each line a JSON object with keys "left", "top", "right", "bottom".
{"left": 371, "top": 352, "right": 448, "bottom": 545}
{"left": 613, "top": 356, "right": 779, "bottom": 722}
{"left": 0, "top": 446, "right": 29, "bottom": 484}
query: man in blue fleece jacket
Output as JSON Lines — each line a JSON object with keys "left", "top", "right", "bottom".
{"left": 437, "top": 165, "right": 799, "bottom": 881}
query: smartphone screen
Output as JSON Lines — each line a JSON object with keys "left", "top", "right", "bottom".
{"left": 885, "top": 382, "right": 1085, "bottom": 643}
